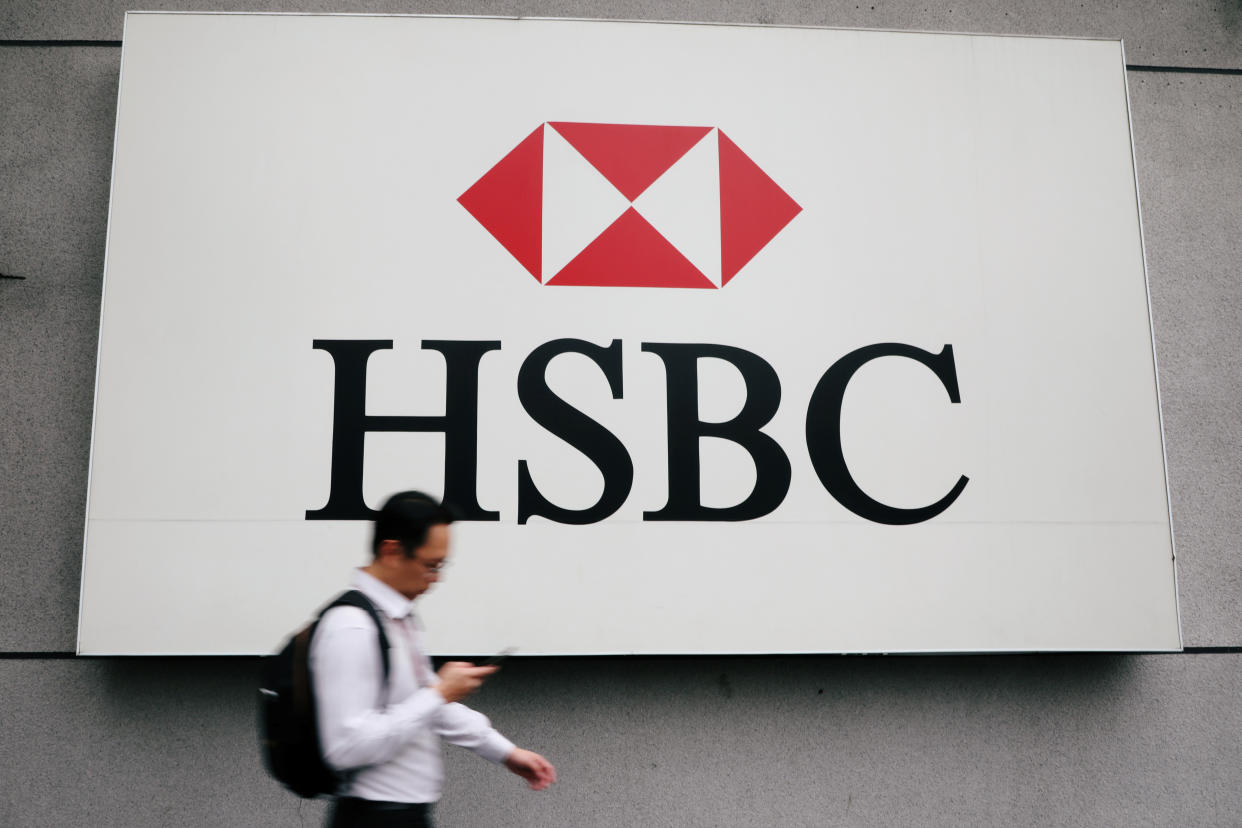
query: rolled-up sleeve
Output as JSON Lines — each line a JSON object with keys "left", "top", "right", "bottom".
{"left": 310, "top": 607, "right": 445, "bottom": 772}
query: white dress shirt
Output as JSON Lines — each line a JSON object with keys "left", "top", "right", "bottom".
{"left": 309, "top": 570, "right": 515, "bottom": 803}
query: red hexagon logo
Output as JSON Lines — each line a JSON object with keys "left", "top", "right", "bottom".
{"left": 459, "top": 122, "right": 801, "bottom": 288}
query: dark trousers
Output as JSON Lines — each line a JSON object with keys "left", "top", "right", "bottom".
{"left": 327, "top": 797, "right": 433, "bottom": 828}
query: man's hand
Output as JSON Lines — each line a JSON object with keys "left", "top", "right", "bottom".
{"left": 435, "top": 661, "right": 498, "bottom": 704}
{"left": 504, "top": 748, "right": 557, "bottom": 791}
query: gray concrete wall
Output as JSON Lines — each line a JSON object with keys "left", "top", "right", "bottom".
{"left": 1, "top": 2, "right": 1239, "bottom": 826}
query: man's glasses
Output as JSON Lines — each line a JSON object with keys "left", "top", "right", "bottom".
{"left": 414, "top": 557, "right": 449, "bottom": 574}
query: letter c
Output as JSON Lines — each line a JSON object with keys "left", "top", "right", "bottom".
{"left": 805, "top": 343, "right": 968, "bottom": 525}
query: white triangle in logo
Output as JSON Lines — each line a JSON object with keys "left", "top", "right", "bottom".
{"left": 632, "top": 129, "right": 721, "bottom": 286}
{"left": 542, "top": 124, "right": 632, "bottom": 282}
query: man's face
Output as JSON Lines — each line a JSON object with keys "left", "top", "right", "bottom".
{"left": 388, "top": 523, "right": 451, "bottom": 600}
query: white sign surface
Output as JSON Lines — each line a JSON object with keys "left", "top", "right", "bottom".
{"left": 80, "top": 13, "right": 1180, "bottom": 654}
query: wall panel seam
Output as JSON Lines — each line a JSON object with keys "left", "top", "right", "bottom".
{"left": 0, "top": 40, "right": 1240, "bottom": 76}
{"left": 0, "top": 40, "right": 122, "bottom": 47}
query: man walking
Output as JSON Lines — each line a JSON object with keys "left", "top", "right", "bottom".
{"left": 311, "top": 491, "right": 556, "bottom": 827}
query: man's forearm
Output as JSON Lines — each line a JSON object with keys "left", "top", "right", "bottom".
{"left": 433, "top": 701, "right": 516, "bottom": 764}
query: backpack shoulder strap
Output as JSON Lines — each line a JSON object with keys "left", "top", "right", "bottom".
{"left": 320, "top": 589, "right": 391, "bottom": 683}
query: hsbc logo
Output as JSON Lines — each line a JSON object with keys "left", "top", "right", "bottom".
{"left": 307, "top": 340, "right": 968, "bottom": 528}
{"left": 307, "top": 128, "right": 965, "bottom": 529}
{"left": 458, "top": 122, "right": 801, "bottom": 288}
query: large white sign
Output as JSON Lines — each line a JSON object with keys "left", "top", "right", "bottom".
{"left": 80, "top": 13, "right": 1180, "bottom": 655}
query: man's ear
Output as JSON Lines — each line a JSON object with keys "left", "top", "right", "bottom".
{"left": 376, "top": 538, "right": 405, "bottom": 563}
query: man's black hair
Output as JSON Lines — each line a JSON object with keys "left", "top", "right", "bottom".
{"left": 372, "top": 491, "right": 455, "bottom": 558}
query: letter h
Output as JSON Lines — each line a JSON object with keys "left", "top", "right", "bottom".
{"left": 305, "top": 339, "right": 500, "bottom": 521}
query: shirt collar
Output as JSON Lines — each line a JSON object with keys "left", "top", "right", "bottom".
{"left": 350, "top": 569, "right": 417, "bottom": 620}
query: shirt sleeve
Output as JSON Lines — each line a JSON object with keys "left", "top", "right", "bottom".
{"left": 433, "top": 701, "right": 516, "bottom": 765}
{"left": 310, "top": 606, "right": 446, "bottom": 772}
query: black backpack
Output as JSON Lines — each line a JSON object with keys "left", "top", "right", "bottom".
{"left": 259, "top": 590, "right": 391, "bottom": 798}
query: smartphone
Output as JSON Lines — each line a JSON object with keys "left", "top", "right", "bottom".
{"left": 480, "top": 646, "right": 517, "bottom": 667}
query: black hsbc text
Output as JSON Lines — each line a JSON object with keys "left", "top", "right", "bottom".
{"left": 306, "top": 339, "right": 968, "bottom": 527}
